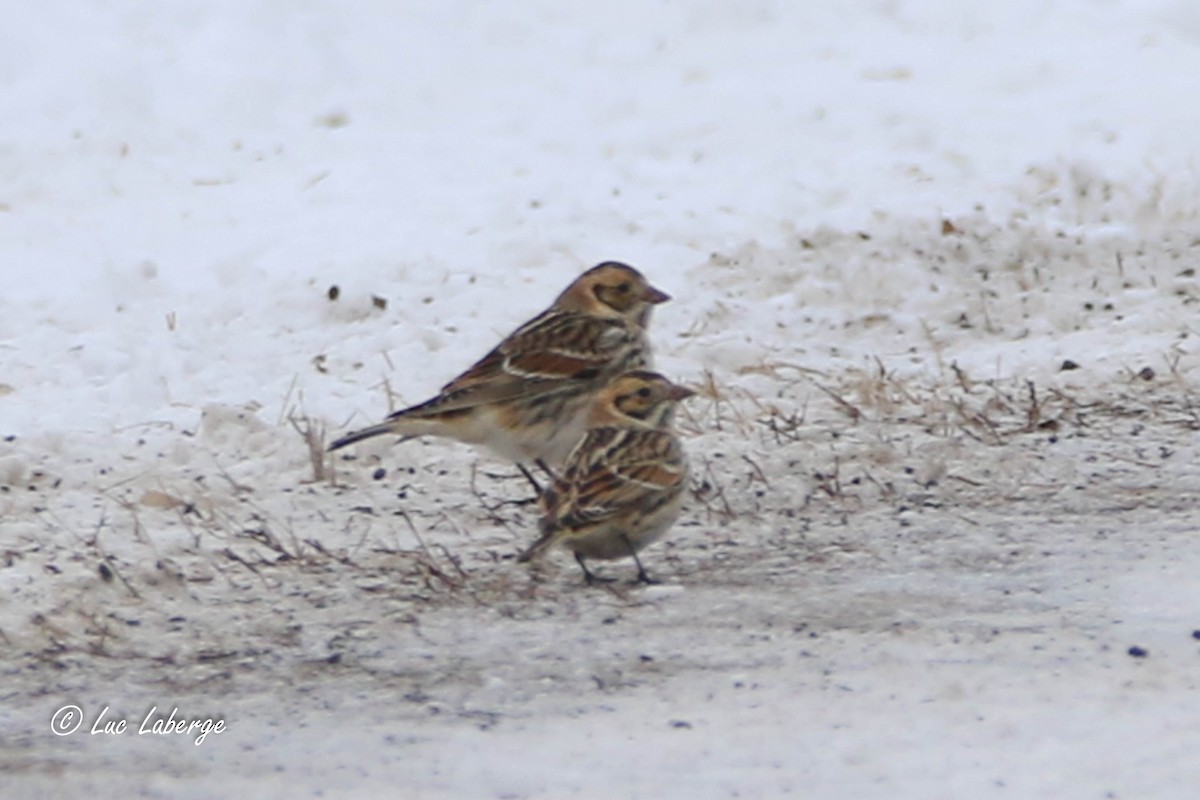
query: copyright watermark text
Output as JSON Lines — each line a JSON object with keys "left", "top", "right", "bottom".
{"left": 51, "top": 704, "right": 226, "bottom": 746}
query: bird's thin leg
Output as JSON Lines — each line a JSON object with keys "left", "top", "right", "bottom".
{"left": 621, "top": 534, "right": 659, "bottom": 585}
{"left": 575, "top": 552, "right": 615, "bottom": 586}
{"left": 534, "top": 458, "right": 559, "bottom": 482}
{"left": 516, "top": 463, "right": 543, "bottom": 495}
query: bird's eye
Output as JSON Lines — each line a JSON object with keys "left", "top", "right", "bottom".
{"left": 636, "top": 387, "right": 652, "bottom": 398}
{"left": 616, "top": 282, "right": 632, "bottom": 293}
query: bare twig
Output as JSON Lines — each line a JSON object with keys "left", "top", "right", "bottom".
{"left": 289, "top": 413, "right": 330, "bottom": 483}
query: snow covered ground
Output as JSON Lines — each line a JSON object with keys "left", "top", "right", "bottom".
{"left": 4, "top": 1, "right": 1200, "bottom": 797}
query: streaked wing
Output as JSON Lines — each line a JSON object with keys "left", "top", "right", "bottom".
{"left": 399, "top": 312, "right": 633, "bottom": 418}
{"left": 552, "top": 429, "right": 686, "bottom": 531}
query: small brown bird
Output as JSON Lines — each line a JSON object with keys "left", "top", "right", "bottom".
{"left": 518, "top": 370, "right": 693, "bottom": 585}
{"left": 328, "top": 263, "right": 671, "bottom": 477}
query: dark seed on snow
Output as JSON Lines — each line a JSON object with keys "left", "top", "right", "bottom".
{"left": 1127, "top": 646, "right": 1149, "bottom": 658}
{"left": 1060, "top": 359, "right": 1080, "bottom": 371}
{"left": 372, "top": 467, "right": 386, "bottom": 480}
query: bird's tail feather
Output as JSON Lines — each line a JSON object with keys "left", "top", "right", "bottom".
{"left": 516, "top": 521, "right": 559, "bottom": 563}
{"left": 327, "top": 422, "right": 410, "bottom": 452}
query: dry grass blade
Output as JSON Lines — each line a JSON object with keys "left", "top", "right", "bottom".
{"left": 289, "top": 413, "right": 331, "bottom": 483}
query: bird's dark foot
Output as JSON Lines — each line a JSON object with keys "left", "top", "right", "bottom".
{"left": 576, "top": 554, "right": 616, "bottom": 586}
{"left": 632, "top": 568, "right": 660, "bottom": 586}
{"left": 622, "top": 535, "right": 659, "bottom": 586}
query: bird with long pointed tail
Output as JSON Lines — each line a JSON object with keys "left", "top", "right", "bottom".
{"left": 518, "top": 370, "right": 693, "bottom": 585}
{"left": 328, "top": 263, "right": 671, "bottom": 479}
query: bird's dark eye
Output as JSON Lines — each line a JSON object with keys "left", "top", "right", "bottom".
{"left": 636, "top": 387, "right": 652, "bottom": 398}
{"left": 616, "top": 282, "right": 632, "bottom": 293}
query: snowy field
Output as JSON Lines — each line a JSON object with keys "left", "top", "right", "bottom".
{"left": 4, "top": 1, "right": 1200, "bottom": 797}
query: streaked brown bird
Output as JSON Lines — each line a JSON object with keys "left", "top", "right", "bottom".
{"left": 328, "top": 262, "right": 671, "bottom": 480}
{"left": 518, "top": 370, "right": 693, "bottom": 585}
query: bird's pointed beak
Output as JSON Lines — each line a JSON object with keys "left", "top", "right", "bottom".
{"left": 642, "top": 285, "right": 671, "bottom": 304}
{"left": 668, "top": 384, "right": 696, "bottom": 401}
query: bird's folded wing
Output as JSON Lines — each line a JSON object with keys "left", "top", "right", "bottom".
{"left": 404, "top": 312, "right": 630, "bottom": 415}
{"left": 553, "top": 432, "right": 686, "bottom": 531}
